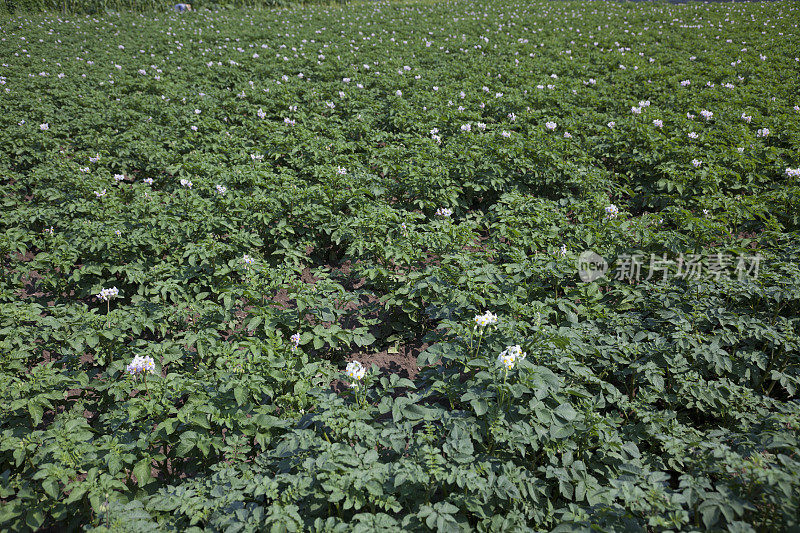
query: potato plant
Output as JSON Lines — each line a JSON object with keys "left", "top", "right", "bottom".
{"left": 1, "top": 0, "right": 799, "bottom": 531}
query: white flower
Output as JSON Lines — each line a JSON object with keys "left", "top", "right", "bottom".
{"left": 476, "top": 122, "right": 486, "bottom": 131}
{"left": 545, "top": 121, "right": 557, "bottom": 131}
{"left": 94, "top": 189, "right": 106, "bottom": 198}
{"left": 435, "top": 207, "right": 453, "bottom": 217}
{"left": 607, "top": 121, "right": 615, "bottom": 129}
{"left": 564, "top": 132, "right": 572, "bottom": 138}
{"left": 395, "top": 90, "right": 402, "bottom": 97}
{"left": 143, "top": 178, "right": 154, "bottom": 185}
{"left": 687, "top": 113, "right": 695, "bottom": 120}
{"left": 460, "top": 123, "right": 471, "bottom": 132}
{"left": 680, "top": 80, "right": 691, "bottom": 87}
{"left": 737, "top": 147, "right": 745, "bottom": 153}
{"left": 501, "top": 131, "right": 511, "bottom": 138}
{"left": 741, "top": 113, "right": 752, "bottom": 123}
{"left": 688, "top": 132, "right": 698, "bottom": 139}
{"left": 290, "top": 332, "right": 301, "bottom": 352}
{"left": 345, "top": 360, "right": 366, "bottom": 382}
{"left": 216, "top": 184, "right": 227, "bottom": 195}
{"left": 96, "top": 286, "right": 119, "bottom": 301}
{"left": 639, "top": 100, "right": 651, "bottom": 108}
{"left": 336, "top": 166, "right": 347, "bottom": 175}
{"left": 757, "top": 128, "right": 770, "bottom": 138}
{"left": 40, "top": 123, "right": 49, "bottom": 130}
{"left": 631, "top": 106, "right": 642, "bottom": 115}
{"left": 497, "top": 345, "right": 526, "bottom": 370}
{"left": 126, "top": 355, "right": 156, "bottom": 376}
{"left": 702, "top": 209, "right": 710, "bottom": 217}
{"left": 700, "top": 110, "right": 713, "bottom": 121}
{"left": 474, "top": 311, "right": 498, "bottom": 328}
{"left": 251, "top": 153, "right": 264, "bottom": 161}
{"left": 180, "top": 179, "right": 192, "bottom": 188}
{"left": 242, "top": 254, "right": 255, "bottom": 266}
{"left": 692, "top": 159, "right": 702, "bottom": 168}
{"left": 284, "top": 117, "right": 296, "bottom": 126}
{"left": 558, "top": 244, "right": 567, "bottom": 256}
{"left": 605, "top": 204, "right": 619, "bottom": 219}
{"left": 653, "top": 119, "right": 663, "bottom": 128}
{"left": 257, "top": 108, "right": 267, "bottom": 119}
{"left": 191, "top": 125, "right": 198, "bottom": 131}
{"left": 785, "top": 168, "right": 800, "bottom": 178}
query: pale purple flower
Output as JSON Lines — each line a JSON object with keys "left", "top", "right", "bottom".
{"left": 126, "top": 355, "right": 155, "bottom": 376}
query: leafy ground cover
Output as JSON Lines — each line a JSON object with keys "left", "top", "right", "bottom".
{"left": 2, "top": 0, "right": 800, "bottom": 530}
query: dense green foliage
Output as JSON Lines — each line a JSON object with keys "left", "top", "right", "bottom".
{"left": 1, "top": 0, "right": 800, "bottom": 530}
{"left": 0, "top": 0, "right": 343, "bottom": 16}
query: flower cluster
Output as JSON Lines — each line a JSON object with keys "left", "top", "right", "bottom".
{"left": 127, "top": 355, "right": 156, "bottom": 376}
{"left": 474, "top": 311, "right": 498, "bottom": 328}
{"left": 96, "top": 286, "right": 119, "bottom": 301}
{"left": 345, "top": 360, "right": 366, "bottom": 386}
{"left": 216, "top": 184, "right": 227, "bottom": 195}
{"left": 94, "top": 189, "right": 106, "bottom": 198}
{"left": 692, "top": 159, "right": 702, "bottom": 168}
{"left": 180, "top": 179, "right": 192, "bottom": 188}
{"left": 242, "top": 254, "right": 255, "bottom": 267}
{"left": 545, "top": 121, "right": 557, "bottom": 131}
{"left": 700, "top": 109, "right": 713, "bottom": 120}
{"left": 757, "top": 128, "right": 770, "bottom": 138}
{"left": 290, "top": 332, "right": 301, "bottom": 352}
{"left": 436, "top": 207, "right": 453, "bottom": 217}
{"left": 497, "top": 345, "right": 526, "bottom": 370}
{"left": 785, "top": 168, "right": 800, "bottom": 178}
{"left": 605, "top": 204, "right": 619, "bottom": 219}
